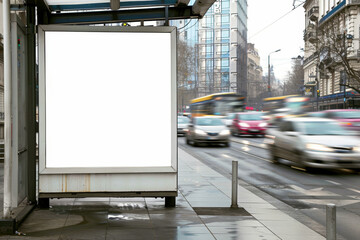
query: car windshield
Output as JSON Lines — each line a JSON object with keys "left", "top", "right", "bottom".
{"left": 226, "top": 113, "right": 236, "bottom": 119}
{"left": 178, "top": 117, "right": 190, "bottom": 124}
{"left": 309, "top": 112, "right": 325, "bottom": 117}
{"left": 298, "top": 121, "right": 348, "bottom": 135}
{"left": 196, "top": 118, "right": 224, "bottom": 126}
{"left": 333, "top": 111, "right": 360, "bottom": 119}
{"left": 239, "top": 114, "right": 263, "bottom": 121}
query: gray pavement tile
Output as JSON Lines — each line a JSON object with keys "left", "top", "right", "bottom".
{"left": 72, "top": 201, "right": 110, "bottom": 207}
{"left": 149, "top": 213, "right": 203, "bottom": 227}
{"left": 107, "top": 213, "right": 152, "bottom": 228}
{"left": 59, "top": 225, "right": 107, "bottom": 240}
{"left": 208, "top": 226, "right": 276, "bottom": 235}
{"left": 276, "top": 235, "right": 324, "bottom": 240}
{"left": 9, "top": 236, "right": 61, "bottom": 240}
{"left": 49, "top": 199, "right": 76, "bottom": 206}
{"left": 145, "top": 205, "right": 194, "bottom": 214}
{"left": 187, "top": 201, "right": 231, "bottom": 208}
{"left": 105, "top": 228, "right": 157, "bottom": 240}
{"left": 108, "top": 203, "right": 148, "bottom": 214}
{"left": 213, "top": 233, "right": 281, "bottom": 240}
{"left": 18, "top": 210, "right": 68, "bottom": 233}
{"left": 74, "top": 198, "right": 110, "bottom": 202}
{"left": 200, "top": 216, "right": 257, "bottom": 227}
{"left": 153, "top": 228, "right": 216, "bottom": 240}
{"left": 109, "top": 198, "right": 146, "bottom": 202}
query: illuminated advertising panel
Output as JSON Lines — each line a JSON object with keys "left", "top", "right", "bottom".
{"left": 38, "top": 25, "right": 177, "bottom": 174}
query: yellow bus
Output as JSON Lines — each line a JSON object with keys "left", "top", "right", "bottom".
{"left": 262, "top": 95, "right": 311, "bottom": 124}
{"left": 190, "top": 92, "right": 245, "bottom": 118}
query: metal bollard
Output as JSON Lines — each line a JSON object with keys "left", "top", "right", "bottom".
{"left": 326, "top": 203, "right": 336, "bottom": 240}
{"left": 231, "top": 161, "right": 238, "bottom": 208}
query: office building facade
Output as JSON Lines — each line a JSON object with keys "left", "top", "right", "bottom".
{"left": 174, "top": 0, "right": 248, "bottom": 98}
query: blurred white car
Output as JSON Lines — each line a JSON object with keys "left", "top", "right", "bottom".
{"left": 186, "top": 117, "right": 230, "bottom": 147}
{"left": 223, "top": 113, "right": 236, "bottom": 127}
{"left": 266, "top": 117, "right": 360, "bottom": 169}
{"left": 178, "top": 116, "right": 190, "bottom": 136}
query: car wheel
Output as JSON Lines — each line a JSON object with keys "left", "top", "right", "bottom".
{"left": 269, "top": 145, "right": 279, "bottom": 164}
{"left": 224, "top": 142, "right": 230, "bottom": 147}
{"left": 186, "top": 138, "right": 191, "bottom": 145}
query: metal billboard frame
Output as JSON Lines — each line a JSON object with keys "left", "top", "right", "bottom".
{"left": 37, "top": 25, "right": 178, "bottom": 204}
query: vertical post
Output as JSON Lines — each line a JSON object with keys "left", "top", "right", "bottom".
{"left": 268, "top": 54, "right": 271, "bottom": 97}
{"left": 26, "top": 0, "right": 37, "bottom": 204}
{"left": 3, "top": 0, "right": 12, "bottom": 218}
{"left": 231, "top": 161, "right": 238, "bottom": 208}
{"left": 212, "top": 24, "right": 215, "bottom": 94}
{"left": 164, "top": 6, "right": 169, "bottom": 26}
{"left": 326, "top": 203, "right": 336, "bottom": 240}
{"left": 343, "top": 32, "right": 347, "bottom": 109}
{"left": 316, "top": 80, "right": 319, "bottom": 111}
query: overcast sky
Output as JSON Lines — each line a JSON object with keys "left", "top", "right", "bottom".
{"left": 247, "top": 0, "right": 305, "bottom": 82}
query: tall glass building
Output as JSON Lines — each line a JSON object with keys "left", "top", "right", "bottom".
{"left": 172, "top": 0, "right": 247, "bottom": 97}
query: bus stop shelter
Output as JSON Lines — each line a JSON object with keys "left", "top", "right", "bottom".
{"left": 1, "top": 0, "right": 215, "bottom": 234}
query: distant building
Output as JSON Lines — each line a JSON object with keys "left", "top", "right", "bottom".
{"left": 303, "top": 0, "right": 360, "bottom": 110}
{"left": 247, "top": 43, "right": 264, "bottom": 110}
{"left": 171, "top": 0, "right": 248, "bottom": 98}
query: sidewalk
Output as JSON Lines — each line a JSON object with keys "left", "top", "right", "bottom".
{"left": 0, "top": 149, "right": 325, "bottom": 240}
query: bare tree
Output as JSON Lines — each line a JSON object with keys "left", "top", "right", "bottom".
{"left": 177, "top": 38, "right": 196, "bottom": 113}
{"left": 309, "top": 12, "right": 360, "bottom": 93}
{"left": 284, "top": 57, "right": 304, "bottom": 95}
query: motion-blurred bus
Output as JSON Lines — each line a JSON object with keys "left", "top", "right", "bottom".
{"left": 190, "top": 92, "right": 245, "bottom": 118}
{"left": 262, "top": 95, "right": 311, "bottom": 125}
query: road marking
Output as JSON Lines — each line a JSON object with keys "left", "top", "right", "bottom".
{"left": 291, "top": 166, "right": 306, "bottom": 172}
{"left": 222, "top": 154, "right": 232, "bottom": 159}
{"left": 232, "top": 148, "right": 273, "bottom": 163}
{"left": 242, "top": 140, "right": 250, "bottom": 145}
{"left": 326, "top": 180, "right": 341, "bottom": 185}
{"left": 241, "top": 146, "right": 250, "bottom": 152}
{"left": 348, "top": 188, "right": 360, "bottom": 194}
{"left": 290, "top": 185, "right": 338, "bottom": 196}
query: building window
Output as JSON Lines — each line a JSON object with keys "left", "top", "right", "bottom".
{"left": 221, "top": 29, "right": 230, "bottom": 38}
{"left": 222, "top": 0, "right": 230, "bottom": 10}
{"left": 221, "top": 44, "right": 229, "bottom": 53}
{"left": 206, "top": 59, "right": 213, "bottom": 70}
{"left": 340, "top": 70, "right": 347, "bottom": 92}
{"left": 221, "top": 58, "right": 229, "bottom": 67}
{"left": 221, "top": 72, "right": 229, "bottom": 87}
{"left": 206, "top": 30, "right": 213, "bottom": 40}
{"left": 221, "top": 15, "right": 229, "bottom": 23}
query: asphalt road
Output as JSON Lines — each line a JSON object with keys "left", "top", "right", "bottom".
{"left": 178, "top": 135, "right": 360, "bottom": 240}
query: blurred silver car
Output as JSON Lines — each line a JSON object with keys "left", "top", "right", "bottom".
{"left": 266, "top": 118, "right": 360, "bottom": 169}
{"left": 186, "top": 117, "right": 230, "bottom": 147}
{"left": 223, "top": 113, "right": 236, "bottom": 127}
{"left": 178, "top": 116, "right": 190, "bottom": 136}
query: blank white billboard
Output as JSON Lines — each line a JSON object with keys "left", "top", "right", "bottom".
{"left": 39, "top": 26, "right": 176, "bottom": 170}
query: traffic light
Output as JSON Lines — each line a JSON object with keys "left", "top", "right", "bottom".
{"left": 317, "top": 89, "right": 320, "bottom": 97}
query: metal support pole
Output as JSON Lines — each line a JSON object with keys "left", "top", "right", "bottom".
{"left": 26, "top": 0, "right": 37, "bottom": 204}
{"left": 343, "top": 32, "right": 347, "bottom": 109}
{"left": 231, "top": 161, "right": 238, "bottom": 208}
{"left": 3, "top": 0, "right": 12, "bottom": 218}
{"left": 326, "top": 203, "right": 336, "bottom": 240}
{"left": 268, "top": 54, "right": 271, "bottom": 97}
{"left": 164, "top": 6, "right": 169, "bottom": 26}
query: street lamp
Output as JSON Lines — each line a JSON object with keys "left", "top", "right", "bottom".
{"left": 268, "top": 49, "right": 281, "bottom": 97}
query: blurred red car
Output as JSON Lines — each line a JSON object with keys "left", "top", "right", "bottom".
{"left": 230, "top": 112, "right": 267, "bottom": 137}
{"left": 323, "top": 109, "right": 360, "bottom": 132}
